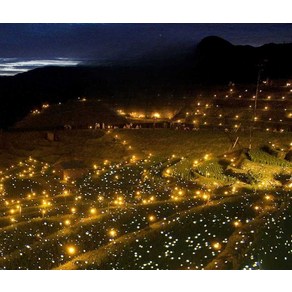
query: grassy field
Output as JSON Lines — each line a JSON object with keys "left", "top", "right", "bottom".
{"left": 117, "top": 128, "right": 291, "bottom": 156}
{"left": 1, "top": 128, "right": 290, "bottom": 168}
{"left": 0, "top": 128, "right": 291, "bottom": 270}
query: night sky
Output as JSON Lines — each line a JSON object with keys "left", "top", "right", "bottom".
{"left": 0, "top": 23, "right": 292, "bottom": 76}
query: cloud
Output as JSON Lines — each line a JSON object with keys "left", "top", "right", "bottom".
{"left": 0, "top": 58, "right": 80, "bottom": 76}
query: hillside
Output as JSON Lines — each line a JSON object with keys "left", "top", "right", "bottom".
{"left": 0, "top": 128, "right": 291, "bottom": 270}
{"left": 192, "top": 36, "right": 292, "bottom": 83}
{"left": 0, "top": 36, "right": 292, "bottom": 129}
{"left": 14, "top": 99, "right": 127, "bottom": 130}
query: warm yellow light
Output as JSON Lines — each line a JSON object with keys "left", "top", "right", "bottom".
{"left": 42, "top": 103, "right": 49, "bottom": 108}
{"left": 64, "top": 219, "right": 71, "bottom": 226}
{"left": 97, "top": 195, "right": 104, "bottom": 202}
{"left": 114, "top": 196, "right": 125, "bottom": 206}
{"left": 152, "top": 112, "right": 161, "bottom": 119}
{"left": 204, "top": 154, "right": 210, "bottom": 160}
{"left": 89, "top": 207, "right": 97, "bottom": 215}
{"left": 233, "top": 221, "right": 241, "bottom": 227}
{"left": 148, "top": 215, "right": 156, "bottom": 222}
{"left": 202, "top": 194, "right": 209, "bottom": 201}
{"left": 71, "top": 207, "right": 76, "bottom": 214}
{"left": 108, "top": 229, "right": 118, "bottom": 238}
{"left": 117, "top": 109, "right": 126, "bottom": 115}
{"left": 32, "top": 109, "right": 40, "bottom": 115}
{"left": 66, "top": 245, "right": 77, "bottom": 255}
{"left": 212, "top": 242, "right": 222, "bottom": 250}
{"left": 264, "top": 195, "right": 273, "bottom": 201}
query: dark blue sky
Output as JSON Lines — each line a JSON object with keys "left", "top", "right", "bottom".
{"left": 0, "top": 23, "right": 292, "bottom": 75}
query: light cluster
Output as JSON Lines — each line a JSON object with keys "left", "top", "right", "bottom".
{"left": 0, "top": 133, "right": 290, "bottom": 270}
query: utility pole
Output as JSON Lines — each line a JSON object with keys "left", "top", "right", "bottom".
{"left": 249, "top": 65, "right": 263, "bottom": 149}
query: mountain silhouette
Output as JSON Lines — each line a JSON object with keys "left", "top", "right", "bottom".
{"left": 0, "top": 36, "right": 291, "bottom": 129}
{"left": 192, "top": 36, "right": 292, "bottom": 83}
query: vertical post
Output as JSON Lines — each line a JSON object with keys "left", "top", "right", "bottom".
{"left": 249, "top": 65, "right": 262, "bottom": 149}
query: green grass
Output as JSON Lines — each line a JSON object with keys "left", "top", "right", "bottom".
{"left": 248, "top": 149, "right": 291, "bottom": 167}
{"left": 166, "top": 158, "right": 193, "bottom": 180}
{"left": 0, "top": 128, "right": 291, "bottom": 270}
{"left": 194, "top": 160, "right": 236, "bottom": 183}
{"left": 1, "top": 128, "right": 291, "bottom": 170}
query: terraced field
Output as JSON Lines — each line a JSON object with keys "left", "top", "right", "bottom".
{"left": 0, "top": 130, "right": 291, "bottom": 270}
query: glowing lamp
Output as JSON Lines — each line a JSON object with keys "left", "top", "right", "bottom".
{"left": 202, "top": 194, "right": 209, "bottom": 201}
{"left": 90, "top": 208, "right": 97, "bottom": 215}
{"left": 66, "top": 245, "right": 76, "bottom": 255}
{"left": 64, "top": 219, "right": 71, "bottom": 226}
{"left": 212, "top": 242, "right": 222, "bottom": 250}
{"left": 233, "top": 221, "right": 241, "bottom": 228}
{"left": 108, "top": 229, "right": 118, "bottom": 238}
{"left": 148, "top": 215, "right": 156, "bottom": 222}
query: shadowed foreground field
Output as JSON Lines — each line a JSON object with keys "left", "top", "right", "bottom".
{"left": 0, "top": 129, "right": 291, "bottom": 269}
{"left": 0, "top": 129, "right": 290, "bottom": 167}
